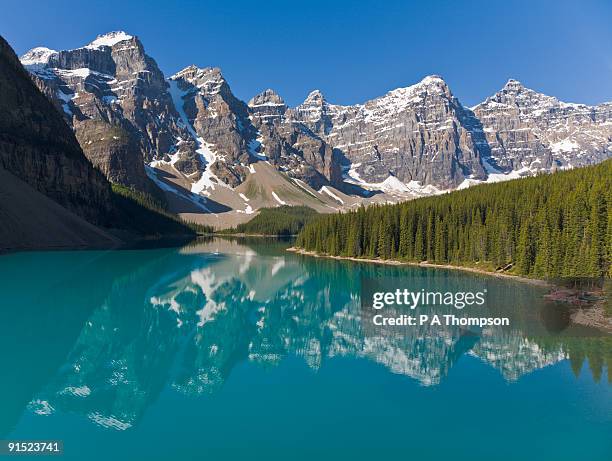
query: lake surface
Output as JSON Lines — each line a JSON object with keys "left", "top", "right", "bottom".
{"left": 0, "top": 238, "right": 610, "bottom": 460}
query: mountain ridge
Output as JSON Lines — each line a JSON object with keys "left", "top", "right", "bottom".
{"left": 19, "top": 31, "right": 612, "bottom": 228}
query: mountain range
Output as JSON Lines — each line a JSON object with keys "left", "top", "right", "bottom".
{"left": 18, "top": 31, "right": 612, "bottom": 228}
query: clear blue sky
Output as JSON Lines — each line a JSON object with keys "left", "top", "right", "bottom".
{"left": 2, "top": 0, "right": 611, "bottom": 107}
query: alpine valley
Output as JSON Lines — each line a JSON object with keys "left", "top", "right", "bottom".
{"left": 18, "top": 31, "right": 612, "bottom": 228}
{"left": 2, "top": 18, "right": 612, "bottom": 461}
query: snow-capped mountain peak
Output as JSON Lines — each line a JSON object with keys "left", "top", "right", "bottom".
{"left": 171, "top": 65, "right": 222, "bottom": 80}
{"left": 475, "top": 79, "right": 559, "bottom": 111}
{"left": 248, "top": 89, "right": 286, "bottom": 108}
{"left": 86, "top": 31, "right": 134, "bottom": 49}
{"left": 170, "top": 65, "right": 227, "bottom": 95}
{"left": 472, "top": 79, "right": 612, "bottom": 173}
{"left": 249, "top": 89, "right": 287, "bottom": 108}
{"left": 417, "top": 74, "right": 448, "bottom": 87}
{"left": 394, "top": 74, "right": 452, "bottom": 98}
{"left": 20, "top": 46, "right": 57, "bottom": 65}
{"left": 503, "top": 78, "right": 524, "bottom": 88}
{"left": 303, "top": 89, "right": 326, "bottom": 105}
{"left": 170, "top": 64, "right": 199, "bottom": 80}
{"left": 378, "top": 74, "right": 453, "bottom": 109}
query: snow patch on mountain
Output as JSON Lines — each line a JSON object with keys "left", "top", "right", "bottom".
{"left": 149, "top": 152, "right": 181, "bottom": 168}
{"left": 319, "top": 186, "right": 345, "bottom": 204}
{"left": 343, "top": 164, "right": 441, "bottom": 196}
{"left": 291, "top": 179, "right": 320, "bottom": 199}
{"left": 405, "top": 181, "right": 443, "bottom": 196}
{"left": 237, "top": 204, "right": 255, "bottom": 214}
{"left": 550, "top": 139, "right": 580, "bottom": 154}
{"left": 271, "top": 191, "right": 287, "bottom": 206}
{"left": 55, "top": 67, "right": 114, "bottom": 79}
{"left": 144, "top": 165, "right": 210, "bottom": 212}
{"left": 190, "top": 142, "right": 221, "bottom": 193}
{"left": 167, "top": 79, "right": 225, "bottom": 192}
{"left": 456, "top": 158, "right": 535, "bottom": 190}
{"left": 342, "top": 162, "right": 364, "bottom": 184}
{"left": 379, "top": 175, "right": 411, "bottom": 193}
{"left": 248, "top": 136, "right": 266, "bottom": 160}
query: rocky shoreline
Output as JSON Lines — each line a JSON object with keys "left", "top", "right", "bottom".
{"left": 287, "top": 247, "right": 551, "bottom": 286}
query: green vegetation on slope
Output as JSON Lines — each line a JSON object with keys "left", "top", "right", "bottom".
{"left": 222, "top": 206, "right": 319, "bottom": 236}
{"left": 111, "top": 184, "right": 213, "bottom": 236}
{"left": 296, "top": 160, "right": 612, "bottom": 279}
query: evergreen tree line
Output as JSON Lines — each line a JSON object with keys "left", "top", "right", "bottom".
{"left": 296, "top": 160, "right": 612, "bottom": 279}
{"left": 221, "top": 206, "right": 318, "bottom": 235}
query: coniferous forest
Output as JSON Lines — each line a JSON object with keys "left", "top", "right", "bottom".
{"left": 296, "top": 160, "right": 612, "bottom": 279}
{"left": 222, "top": 206, "right": 318, "bottom": 235}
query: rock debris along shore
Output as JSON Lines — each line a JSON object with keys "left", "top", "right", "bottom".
{"left": 18, "top": 31, "right": 612, "bottom": 223}
{"left": 286, "top": 247, "right": 552, "bottom": 286}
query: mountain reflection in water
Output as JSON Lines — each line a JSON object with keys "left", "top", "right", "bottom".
{"left": 0, "top": 237, "right": 609, "bottom": 436}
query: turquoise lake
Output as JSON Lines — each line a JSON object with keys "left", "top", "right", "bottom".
{"left": 0, "top": 238, "right": 610, "bottom": 460}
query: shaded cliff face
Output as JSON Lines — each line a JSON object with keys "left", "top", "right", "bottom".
{"left": 20, "top": 32, "right": 196, "bottom": 192}
{"left": 473, "top": 79, "right": 612, "bottom": 172}
{"left": 73, "top": 120, "right": 149, "bottom": 191}
{"left": 0, "top": 35, "right": 112, "bottom": 225}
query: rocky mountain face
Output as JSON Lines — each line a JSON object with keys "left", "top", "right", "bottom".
{"left": 1, "top": 35, "right": 112, "bottom": 224}
{"left": 167, "top": 65, "right": 342, "bottom": 190}
{"left": 286, "top": 76, "right": 489, "bottom": 190}
{"left": 18, "top": 31, "right": 612, "bottom": 224}
{"left": 167, "top": 65, "right": 253, "bottom": 188}
{"left": 472, "top": 79, "right": 612, "bottom": 173}
{"left": 20, "top": 31, "right": 196, "bottom": 193}
{"left": 249, "top": 88, "right": 343, "bottom": 189}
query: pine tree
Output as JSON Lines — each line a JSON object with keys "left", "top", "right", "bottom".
{"left": 414, "top": 220, "right": 424, "bottom": 261}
